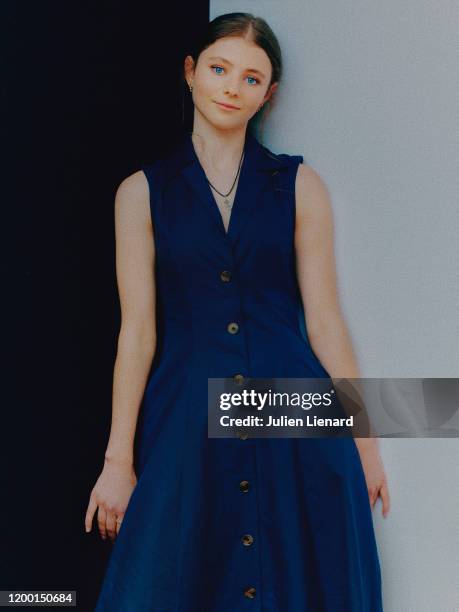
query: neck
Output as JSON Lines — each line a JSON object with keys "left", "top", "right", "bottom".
{"left": 190, "top": 114, "right": 248, "bottom": 173}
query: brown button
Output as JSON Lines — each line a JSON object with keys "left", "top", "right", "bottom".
{"left": 233, "top": 373, "right": 245, "bottom": 385}
{"left": 241, "top": 534, "right": 254, "bottom": 546}
{"left": 236, "top": 430, "right": 249, "bottom": 440}
{"left": 244, "top": 586, "right": 256, "bottom": 599}
{"left": 220, "top": 270, "right": 231, "bottom": 282}
{"left": 239, "top": 480, "right": 250, "bottom": 493}
{"left": 227, "top": 322, "right": 239, "bottom": 334}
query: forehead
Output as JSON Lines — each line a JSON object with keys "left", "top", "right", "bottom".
{"left": 202, "top": 36, "right": 271, "bottom": 69}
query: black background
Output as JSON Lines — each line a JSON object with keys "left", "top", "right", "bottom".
{"left": 2, "top": 2, "right": 209, "bottom": 609}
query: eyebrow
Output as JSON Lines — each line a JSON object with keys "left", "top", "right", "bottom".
{"left": 207, "top": 56, "right": 267, "bottom": 79}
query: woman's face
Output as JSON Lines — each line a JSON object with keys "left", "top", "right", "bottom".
{"left": 185, "top": 36, "right": 277, "bottom": 130}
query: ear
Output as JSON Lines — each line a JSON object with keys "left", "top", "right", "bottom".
{"left": 184, "top": 55, "right": 196, "bottom": 87}
{"left": 263, "top": 81, "right": 278, "bottom": 104}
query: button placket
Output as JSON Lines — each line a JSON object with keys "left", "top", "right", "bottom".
{"left": 243, "top": 586, "right": 256, "bottom": 599}
{"left": 227, "top": 322, "right": 239, "bottom": 334}
{"left": 217, "top": 261, "right": 259, "bottom": 604}
{"left": 239, "top": 480, "right": 250, "bottom": 493}
{"left": 220, "top": 270, "right": 232, "bottom": 282}
{"left": 234, "top": 471, "right": 258, "bottom": 603}
{"left": 241, "top": 534, "right": 254, "bottom": 546}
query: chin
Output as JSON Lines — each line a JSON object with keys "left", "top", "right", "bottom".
{"left": 207, "top": 114, "right": 238, "bottom": 128}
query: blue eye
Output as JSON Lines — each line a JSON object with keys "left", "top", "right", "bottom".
{"left": 210, "top": 65, "right": 259, "bottom": 85}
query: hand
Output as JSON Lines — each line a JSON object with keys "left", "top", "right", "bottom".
{"left": 85, "top": 457, "right": 137, "bottom": 542}
{"left": 357, "top": 442, "right": 391, "bottom": 518}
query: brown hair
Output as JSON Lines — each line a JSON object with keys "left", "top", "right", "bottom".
{"left": 182, "top": 12, "right": 283, "bottom": 141}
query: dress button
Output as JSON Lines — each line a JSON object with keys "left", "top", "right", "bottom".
{"left": 244, "top": 586, "right": 256, "bottom": 599}
{"left": 239, "top": 480, "right": 250, "bottom": 493}
{"left": 220, "top": 270, "right": 231, "bottom": 282}
{"left": 241, "top": 534, "right": 254, "bottom": 546}
{"left": 233, "top": 373, "right": 245, "bottom": 385}
{"left": 227, "top": 322, "right": 239, "bottom": 334}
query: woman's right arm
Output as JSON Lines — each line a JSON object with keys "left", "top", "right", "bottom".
{"left": 85, "top": 169, "right": 156, "bottom": 540}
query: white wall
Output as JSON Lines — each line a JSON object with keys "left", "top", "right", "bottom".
{"left": 211, "top": 2, "right": 459, "bottom": 610}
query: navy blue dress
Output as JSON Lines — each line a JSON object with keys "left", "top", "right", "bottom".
{"left": 95, "top": 130, "right": 383, "bottom": 611}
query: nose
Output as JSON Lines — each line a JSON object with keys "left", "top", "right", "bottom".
{"left": 224, "top": 78, "right": 240, "bottom": 97}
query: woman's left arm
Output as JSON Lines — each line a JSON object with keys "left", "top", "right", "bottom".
{"left": 294, "top": 163, "right": 390, "bottom": 517}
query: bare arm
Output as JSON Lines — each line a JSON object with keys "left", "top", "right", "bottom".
{"left": 294, "top": 163, "right": 360, "bottom": 380}
{"left": 294, "top": 164, "right": 368, "bottom": 440}
{"left": 104, "top": 170, "right": 157, "bottom": 467}
{"left": 85, "top": 169, "right": 157, "bottom": 540}
{"left": 294, "top": 163, "right": 390, "bottom": 517}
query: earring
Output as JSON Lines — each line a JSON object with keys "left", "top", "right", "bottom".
{"left": 189, "top": 83, "right": 193, "bottom": 93}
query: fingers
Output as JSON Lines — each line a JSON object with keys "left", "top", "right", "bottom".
{"left": 85, "top": 490, "right": 125, "bottom": 541}
{"left": 368, "top": 486, "right": 378, "bottom": 509}
{"left": 101, "top": 510, "right": 124, "bottom": 542}
{"left": 379, "top": 481, "right": 391, "bottom": 518}
{"left": 368, "top": 480, "right": 391, "bottom": 518}
{"left": 85, "top": 495, "right": 98, "bottom": 533}
{"left": 87, "top": 501, "right": 123, "bottom": 541}
{"left": 106, "top": 511, "right": 117, "bottom": 542}
{"left": 115, "top": 514, "right": 124, "bottom": 536}
{"left": 97, "top": 506, "right": 107, "bottom": 540}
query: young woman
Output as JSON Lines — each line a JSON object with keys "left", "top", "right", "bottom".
{"left": 87, "top": 12, "right": 390, "bottom": 611}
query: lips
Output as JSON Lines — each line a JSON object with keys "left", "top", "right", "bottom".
{"left": 215, "top": 101, "right": 240, "bottom": 110}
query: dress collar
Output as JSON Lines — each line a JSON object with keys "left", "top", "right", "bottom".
{"left": 163, "top": 130, "right": 294, "bottom": 180}
{"left": 161, "top": 130, "right": 297, "bottom": 245}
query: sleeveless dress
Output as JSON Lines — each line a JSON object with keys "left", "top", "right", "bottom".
{"left": 94, "top": 130, "right": 383, "bottom": 611}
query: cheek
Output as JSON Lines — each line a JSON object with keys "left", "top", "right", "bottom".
{"left": 246, "top": 88, "right": 265, "bottom": 106}
{"left": 197, "top": 72, "right": 217, "bottom": 96}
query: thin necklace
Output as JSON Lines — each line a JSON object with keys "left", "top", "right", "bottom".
{"left": 191, "top": 132, "right": 245, "bottom": 209}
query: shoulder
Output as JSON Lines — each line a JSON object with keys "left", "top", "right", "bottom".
{"left": 295, "top": 162, "right": 333, "bottom": 223}
{"left": 114, "top": 170, "right": 151, "bottom": 225}
{"left": 116, "top": 170, "right": 149, "bottom": 201}
{"left": 255, "top": 138, "right": 302, "bottom": 169}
